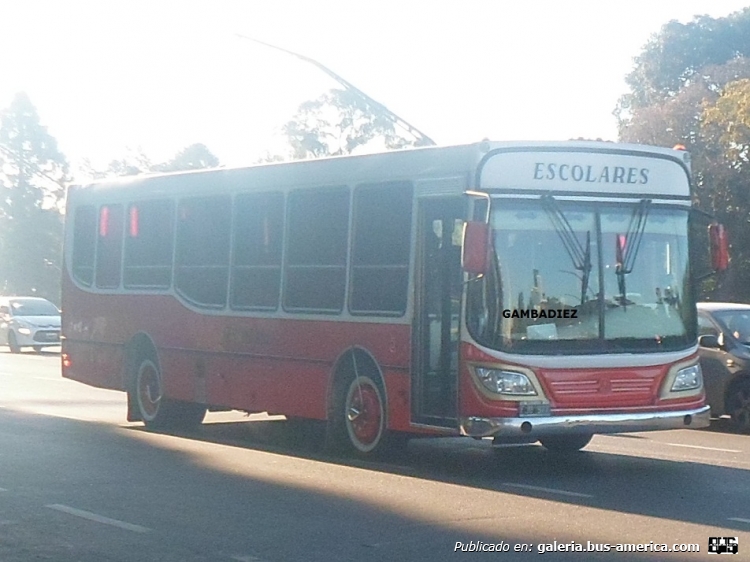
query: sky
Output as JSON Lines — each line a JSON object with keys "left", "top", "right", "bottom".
{"left": 1, "top": 0, "right": 749, "bottom": 177}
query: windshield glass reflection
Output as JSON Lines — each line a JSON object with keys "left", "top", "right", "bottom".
{"left": 466, "top": 200, "right": 695, "bottom": 354}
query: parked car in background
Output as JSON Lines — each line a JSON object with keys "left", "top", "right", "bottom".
{"left": 0, "top": 297, "right": 61, "bottom": 353}
{"left": 697, "top": 302, "right": 750, "bottom": 431}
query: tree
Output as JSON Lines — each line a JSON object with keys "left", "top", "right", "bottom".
{"left": 281, "top": 88, "right": 430, "bottom": 159}
{"left": 0, "top": 93, "right": 68, "bottom": 302}
{"left": 86, "top": 143, "right": 220, "bottom": 179}
{"left": 616, "top": 8, "right": 750, "bottom": 118}
{"left": 154, "top": 143, "right": 220, "bottom": 172}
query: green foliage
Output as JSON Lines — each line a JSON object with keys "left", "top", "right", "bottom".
{"left": 0, "top": 93, "right": 68, "bottom": 303}
{"left": 617, "top": 8, "right": 750, "bottom": 116}
{"left": 281, "top": 88, "right": 426, "bottom": 159}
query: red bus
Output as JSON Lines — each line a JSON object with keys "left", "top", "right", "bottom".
{"left": 62, "top": 141, "right": 720, "bottom": 455}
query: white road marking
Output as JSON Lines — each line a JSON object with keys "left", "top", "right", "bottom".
{"left": 663, "top": 443, "right": 741, "bottom": 453}
{"left": 0, "top": 487, "right": 7, "bottom": 492}
{"left": 45, "top": 504, "right": 150, "bottom": 533}
{"left": 502, "top": 483, "right": 593, "bottom": 498}
{"left": 728, "top": 517, "right": 750, "bottom": 524}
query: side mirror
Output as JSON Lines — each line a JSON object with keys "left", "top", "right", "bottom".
{"left": 462, "top": 221, "right": 490, "bottom": 275}
{"left": 698, "top": 333, "right": 722, "bottom": 349}
{"left": 709, "top": 223, "right": 729, "bottom": 272}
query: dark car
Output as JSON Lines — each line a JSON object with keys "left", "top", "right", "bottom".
{"left": 697, "top": 302, "right": 750, "bottom": 431}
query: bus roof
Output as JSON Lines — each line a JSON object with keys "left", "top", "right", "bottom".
{"left": 68, "top": 140, "right": 690, "bottom": 200}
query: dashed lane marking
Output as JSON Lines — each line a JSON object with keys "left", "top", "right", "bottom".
{"left": 46, "top": 504, "right": 150, "bottom": 533}
{"left": 502, "top": 483, "right": 593, "bottom": 498}
{"left": 663, "top": 443, "right": 741, "bottom": 453}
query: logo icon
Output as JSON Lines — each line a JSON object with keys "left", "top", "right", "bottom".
{"left": 708, "top": 537, "right": 738, "bottom": 554}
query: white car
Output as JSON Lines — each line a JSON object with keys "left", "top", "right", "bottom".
{"left": 0, "top": 297, "right": 61, "bottom": 353}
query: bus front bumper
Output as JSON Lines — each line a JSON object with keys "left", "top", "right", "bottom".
{"left": 460, "top": 405, "right": 711, "bottom": 438}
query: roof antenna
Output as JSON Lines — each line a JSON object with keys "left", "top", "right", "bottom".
{"left": 235, "top": 34, "right": 436, "bottom": 147}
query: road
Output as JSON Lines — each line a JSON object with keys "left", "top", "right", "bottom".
{"left": 0, "top": 348, "right": 749, "bottom": 561}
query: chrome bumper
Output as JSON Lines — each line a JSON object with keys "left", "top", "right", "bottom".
{"left": 460, "top": 405, "right": 711, "bottom": 438}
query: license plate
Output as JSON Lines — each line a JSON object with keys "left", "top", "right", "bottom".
{"left": 519, "top": 402, "right": 551, "bottom": 417}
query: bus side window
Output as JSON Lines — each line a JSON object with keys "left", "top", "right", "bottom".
{"left": 96, "top": 204, "right": 124, "bottom": 289}
{"left": 284, "top": 187, "right": 350, "bottom": 313}
{"left": 72, "top": 205, "right": 97, "bottom": 286}
{"left": 350, "top": 181, "right": 413, "bottom": 315}
{"left": 231, "top": 192, "right": 284, "bottom": 310}
{"left": 175, "top": 196, "right": 231, "bottom": 307}
{"left": 124, "top": 200, "right": 174, "bottom": 289}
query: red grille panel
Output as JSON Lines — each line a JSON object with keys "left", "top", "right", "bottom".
{"left": 540, "top": 365, "right": 666, "bottom": 409}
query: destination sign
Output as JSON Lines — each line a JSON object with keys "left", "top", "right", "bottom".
{"left": 479, "top": 149, "right": 690, "bottom": 197}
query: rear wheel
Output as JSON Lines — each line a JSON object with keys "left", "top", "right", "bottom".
{"left": 8, "top": 332, "right": 20, "bottom": 354}
{"left": 539, "top": 434, "right": 593, "bottom": 453}
{"left": 727, "top": 379, "right": 750, "bottom": 432}
{"left": 133, "top": 358, "right": 206, "bottom": 430}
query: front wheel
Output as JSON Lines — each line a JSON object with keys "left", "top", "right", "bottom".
{"left": 8, "top": 332, "right": 20, "bottom": 354}
{"left": 344, "top": 375, "right": 386, "bottom": 454}
{"left": 133, "top": 358, "right": 206, "bottom": 430}
{"left": 539, "top": 434, "right": 593, "bottom": 453}
{"left": 727, "top": 379, "right": 750, "bottom": 432}
{"left": 328, "top": 373, "right": 391, "bottom": 457}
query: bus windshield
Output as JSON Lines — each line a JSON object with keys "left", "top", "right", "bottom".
{"left": 466, "top": 199, "right": 695, "bottom": 354}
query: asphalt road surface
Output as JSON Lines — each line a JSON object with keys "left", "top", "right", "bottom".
{"left": 1, "top": 347, "right": 749, "bottom": 561}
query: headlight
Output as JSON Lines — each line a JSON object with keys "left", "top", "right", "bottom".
{"left": 475, "top": 367, "right": 537, "bottom": 396}
{"left": 671, "top": 364, "right": 703, "bottom": 392}
{"left": 17, "top": 327, "right": 32, "bottom": 335}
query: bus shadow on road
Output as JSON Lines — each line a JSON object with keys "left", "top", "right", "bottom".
{"left": 125, "top": 415, "right": 750, "bottom": 526}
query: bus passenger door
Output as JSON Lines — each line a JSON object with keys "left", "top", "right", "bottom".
{"left": 413, "top": 197, "right": 464, "bottom": 427}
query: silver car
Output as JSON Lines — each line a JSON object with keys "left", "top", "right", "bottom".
{"left": 0, "top": 297, "right": 61, "bottom": 353}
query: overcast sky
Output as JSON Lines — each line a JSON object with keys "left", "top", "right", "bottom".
{"left": 1, "top": 0, "right": 749, "bottom": 175}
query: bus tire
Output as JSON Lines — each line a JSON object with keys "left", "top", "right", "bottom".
{"left": 8, "top": 332, "right": 20, "bottom": 354}
{"left": 328, "top": 362, "right": 391, "bottom": 457}
{"left": 539, "top": 434, "right": 593, "bottom": 453}
{"left": 132, "top": 357, "right": 206, "bottom": 430}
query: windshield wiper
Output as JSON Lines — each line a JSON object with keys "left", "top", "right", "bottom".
{"left": 615, "top": 199, "right": 651, "bottom": 308}
{"left": 541, "top": 195, "right": 592, "bottom": 306}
